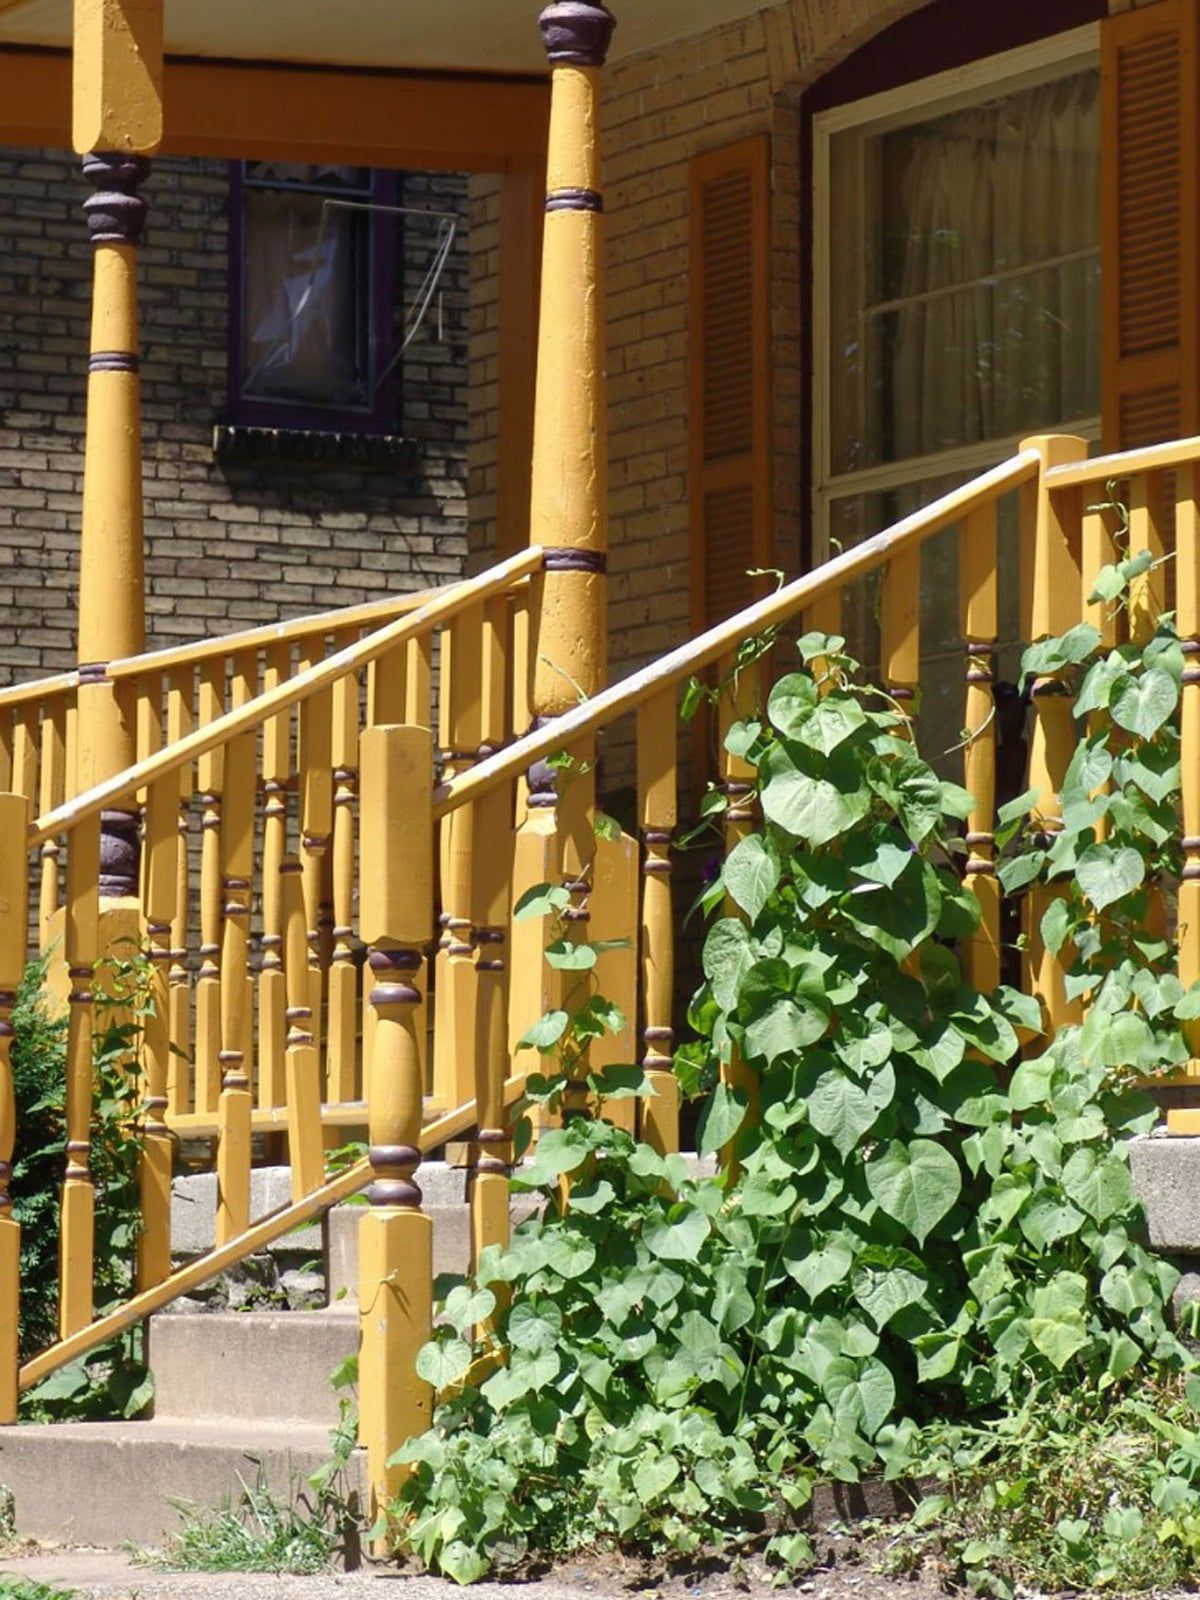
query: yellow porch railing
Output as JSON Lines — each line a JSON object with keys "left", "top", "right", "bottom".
{"left": 2, "top": 432, "right": 1200, "bottom": 1523}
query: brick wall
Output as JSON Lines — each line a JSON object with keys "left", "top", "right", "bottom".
{"left": 0, "top": 152, "right": 471, "bottom": 686}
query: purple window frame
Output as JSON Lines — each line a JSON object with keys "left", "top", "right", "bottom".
{"left": 227, "top": 163, "right": 400, "bottom": 435}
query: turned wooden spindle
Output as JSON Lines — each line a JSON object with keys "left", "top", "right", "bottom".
{"left": 960, "top": 503, "right": 1001, "bottom": 992}
{"left": 195, "top": 658, "right": 225, "bottom": 1117}
{"left": 1171, "top": 466, "right": 1200, "bottom": 1129}
{"left": 214, "top": 678, "right": 256, "bottom": 1245}
{"left": 469, "top": 598, "right": 515, "bottom": 1283}
{"left": 1129, "top": 470, "right": 1168, "bottom": 647}
{"left": 38, "top": 701, "right": 67, "bottom": 950}
{"left": 61, "top": 812, "right": 100, "bottom": 1337}
{"left": 1022, "top": 434, "right": 1087, "bottom": 1031}
{"left": 716, "top": 654, "right": 760, "bottom": 1161}
{"left": 283, "top": 860, "right": 325, "bottom": 1200}
{"left": 258, "top": 640, "right": 290, "bottom": 1116}
{"left": 637, "top": 690, "right": 680, "bottom": 1155}
{"left": 298, "top": 641, "right": 332, "bottom": 1074}
{"left": 138, "top": 775, "right": 175, "bottom": 1290}
{"left": 0, "top": 791, "right": 29, "bottom": 1422}
{"left": 881, "top": 546, "right": 920, "bottom": 726}
{"left": 435, "top": 607, "right": 484, "bottom": 1120}
{"left": 328, "top": 664, "right": 360, "bottom": 1108}
{"left": 166, "top": 665, "right": 193, "bottom": 1119}
{"left": 358, "top": 724, "right": 435, "bottom": 1525}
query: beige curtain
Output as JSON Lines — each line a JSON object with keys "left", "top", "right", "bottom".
{"left": 881, "top": 71, "right": 1100, "bottom": 460}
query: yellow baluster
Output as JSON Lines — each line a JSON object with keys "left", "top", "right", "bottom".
{"left": 138, "top": 776, "right": 175, "bottom": 1289}
{"left": 214, "top": 659, "right": 255, "bottom": 1245}
{"left": 298, "top": 641, "right": 332, "bottom": 1077}
{"left": 166, "top": 665, "right": 193, "bottom": 1119}
{"left": 38, "top": 702, "right": 67, "bottom": 952}
{"left": 61, "top": 812, "right": 100, "bottom": 1336}
{"left": 1170, "top": 465, "right": 1200, "bottom": 1130}
{"left": 1022, "top": 434, "right": 1087, "bottom": 1032}
{"left": 435, "top": 606, "right": 484, "bottom": 1125}
{"left": 0, "top": 792, "right": 30, "bottom": 1421}
{"left": 328, "top": 661, "right": 360, "bottom": 1109}
{"left": 195, "top": 658, "right": 225, "bottom": 1117}
{"left": 258, "top": 641, "right": 290, "bottom": 1116}
{"left": 1129, "top": 470, "right": 1167, "bottom": 648}
{"left": 470, "top": 597, "right": 515, "bottom": 1283}
{"left": 717, "top": 653, "right": 760, "bottom": 1163}
{"left": 283, "top": 860, "right": 324, "bottom": 1200}
{"left": 358, "top": 724, "right": 434, "bottom": 1528}
{"left": 637, "top": 690, "right": 680, "bottom": 1156}
{"left": 960, "top": 503, "right": 1001, "bottom": 993}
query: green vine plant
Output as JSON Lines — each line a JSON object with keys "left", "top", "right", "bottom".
{"left": 365, "top": 555, "right": 1200, "bottom": 1594}
{"left": 15, "top": 943, "right": 154, "bottom": 1419}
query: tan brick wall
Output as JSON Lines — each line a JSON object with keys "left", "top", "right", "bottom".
{"left": 0, "top": 152, "right": 471, "bottom": 686}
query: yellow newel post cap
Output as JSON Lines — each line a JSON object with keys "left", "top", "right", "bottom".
{"left": 538, "top": 0, "right": 616, "bottom": 65}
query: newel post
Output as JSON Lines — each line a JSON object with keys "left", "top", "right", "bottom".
{"left": 0, "top": 795, "right": 30, "bottom": 1422}
{"left": 73, "top": 0, "right": 162, "bottom": 894}
{"left": 358, "top": 725, "right": 435, "bottom": 1527}
{"left": 509, "top": 2, "right": 616, "bottom": 1061}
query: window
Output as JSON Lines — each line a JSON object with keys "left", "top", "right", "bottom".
{"left": 811, "top": 26, "right": 1101, "bottom": 760}
{"left": 229, "top": 162, "right": 398, "bottom": 432}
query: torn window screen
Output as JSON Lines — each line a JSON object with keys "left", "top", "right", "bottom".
{"left": 241, "top": 183, "right": 371, "bottom": 407}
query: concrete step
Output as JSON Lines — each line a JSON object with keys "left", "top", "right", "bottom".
{"left": 151, "top": 1311, "right": 358, "bottom": 1428}
{"left": 0, "top": 1418, "right": 363, "bottom": 1549}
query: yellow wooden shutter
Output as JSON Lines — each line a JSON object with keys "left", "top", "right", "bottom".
{"left": 689, "top": 136, "right": 772, "bottom": 632}
{"left": 1101, "top": 0, "right": 1200, "bottom": 449}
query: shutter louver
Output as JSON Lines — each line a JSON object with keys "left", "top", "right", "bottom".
{"left": 689, "top": 137, "right": 771, "bottom": 632}
{"left": 1101, "top": 0, "right": 1199, "bottom": 448}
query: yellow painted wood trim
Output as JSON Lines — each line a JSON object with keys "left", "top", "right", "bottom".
{"left": 1044, "top": 432, "right": 1200, "bottom": 489}
{"left": 28, "top": 547, "right": 542, "bottom": 849}
{"left": 0, "top": 49, "right": 549, "bottom": 172}
{"left": 20, "top": 1074, "right": 529, "bottom": 1392}
{"left": 437, "top": 451, "right": 1043, "bottom": 820}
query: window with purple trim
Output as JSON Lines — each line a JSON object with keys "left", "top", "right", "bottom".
{"left": 228, "top": 162, "right": 399, "bottom": 433}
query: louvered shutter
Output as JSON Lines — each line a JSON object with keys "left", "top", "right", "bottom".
{"left": 689, "top": 136, "right": 772, "bottom": 632}
{"left": 1101, "top": 0, "right": 1200, "bottom": 449}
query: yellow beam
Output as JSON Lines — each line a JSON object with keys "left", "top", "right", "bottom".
{"left": 73, "top": 0, "right": 163, "bottom": 154}
{"left": 0, "top": 48, "right": 549, "bottom": 171}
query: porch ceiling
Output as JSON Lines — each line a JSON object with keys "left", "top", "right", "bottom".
{"left": 0, "top": 0, "right": 770, "bottom": 72}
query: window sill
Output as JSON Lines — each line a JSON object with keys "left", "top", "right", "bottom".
{"left": 212, "top": 424, "right": 419, "bottom": 471}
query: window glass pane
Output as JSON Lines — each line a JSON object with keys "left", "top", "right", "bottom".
{"left": 241, "top": 186, "right": 371, "bottom": 408}
{"left": 829, "top": 66, "right": 1100, "bottom": 478}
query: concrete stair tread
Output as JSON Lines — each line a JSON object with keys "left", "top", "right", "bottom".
{"left": 151, "top": 1308, "right": 359, "bottom": 1428}
{"left": 0, "top": 1415, "right": 364, "bottom": 1548}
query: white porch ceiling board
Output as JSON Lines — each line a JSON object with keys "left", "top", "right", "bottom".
{"left": 0, "top": 0, "right": 770, "bottom": 72}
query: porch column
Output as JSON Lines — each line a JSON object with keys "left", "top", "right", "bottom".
{"left": 73, "top": 0, "right": 163, "bottom": 885}
{"left": 529, "top": 0, "right": 615, "bottom": 716}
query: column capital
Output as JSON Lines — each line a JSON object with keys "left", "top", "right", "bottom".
{"left": 82, "top": 151, "right": 151, "bottom": 246}
{"left": 538, "top": 1, "right": 616, "bottom": 67}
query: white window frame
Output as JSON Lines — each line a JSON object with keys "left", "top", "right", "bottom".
{"left": 810, "top": 23, "right": 1102, "bottom": 562}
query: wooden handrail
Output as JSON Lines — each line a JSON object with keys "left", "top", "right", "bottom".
{"left": 0, "top": 672, "right": 77, "bottom": 712}
{"left": 435, "top": 450, "right": 1041, "bottom": 819}
{"left": 19, "top": 1074, "right": 529, "bottom": 1392}
{"left": 1043, "top": 433, "right": 1200, "bottom": 490}
{"left": 105, "top": 586, "right": 449, "bottom": 681}
{"left": 28, "top": 547, "right": 544, "bottom": 850}
{"left": 0, "top": 584, "right": 460, "bottom": 713}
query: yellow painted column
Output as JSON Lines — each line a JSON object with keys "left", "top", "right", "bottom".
{"left": 73, "top": 0, "right": 162, "bottom": 906}
{"left": 528, "top": 0, "right": 615, "bottom": 714}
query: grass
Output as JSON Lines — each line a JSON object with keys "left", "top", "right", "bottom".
{"left": 0, "top": 1580, "right": 76, "bottom": 1600}
{"left": 134, "top": 1468, "right": 348, "bottom": 1576}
